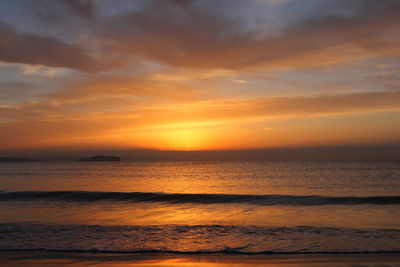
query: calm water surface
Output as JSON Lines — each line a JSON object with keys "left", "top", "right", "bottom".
{"left": 0, "top": 161, "right": 399, "bottom": 253}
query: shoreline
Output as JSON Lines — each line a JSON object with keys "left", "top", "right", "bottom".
{"left": 1, "top": 251, "right": 400, "bottom": 267}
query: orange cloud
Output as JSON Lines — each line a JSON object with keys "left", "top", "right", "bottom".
{"left": 1, "top": 89, "right": 399, "bottom": 150}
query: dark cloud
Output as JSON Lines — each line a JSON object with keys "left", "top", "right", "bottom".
{"left": 0, "top": 22, "right": 107, "bottom": 71}
{"left": 78, "top": 0, "right": 399, "bottom": 70}
{"left": 34, "top": 0, "right": 94, "bottom": 22}
{"left": 1, "top": 0, "right": 400, "bottom": 71}
{"left": 63, "top": 0, "right": 94, "bottom": 18}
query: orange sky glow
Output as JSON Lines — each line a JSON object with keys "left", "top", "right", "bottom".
{"left": 0, "top": 0, "right": 400, "bottom": 152}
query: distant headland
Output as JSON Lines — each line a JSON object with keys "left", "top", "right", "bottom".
{"left": 78, "top": 155, "right": 121, "bottom": 162}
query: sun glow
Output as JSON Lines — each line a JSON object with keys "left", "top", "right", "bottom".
{"left": 160, "top": 129, "right": 210, "bottom": 150}
{"left": 131, "top": 121, "right": 222, "bottom": 151}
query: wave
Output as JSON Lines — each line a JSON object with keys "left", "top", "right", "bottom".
{"left": 1, "top": 224, "right": 399, "bottom": 254}
{"left": 1, "top": 248, "right": 400, "bottom": 255}
{"left": 0, "top": 190, "right": 399, "bottom": 206}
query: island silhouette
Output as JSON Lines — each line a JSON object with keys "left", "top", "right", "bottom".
{"left": 78, "top": 154, "right": 121, "bottom": 162}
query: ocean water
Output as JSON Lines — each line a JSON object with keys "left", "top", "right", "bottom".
{"left": 0, "top": 161, "right": 399, "bottom": 254}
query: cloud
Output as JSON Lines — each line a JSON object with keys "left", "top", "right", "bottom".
{"left": 87, "top": 0, "right": 400, "bottom": 70}
{"left": 0, "top": 22, "right": 109, "bottom": 72}
{"left": 1, "top": 88, "right": 399, "bottom": 134}
{"left": 131, "top": 89, "right": 400, "bottom": 126}
{"left": 63, "top": 0, "right": 94, "bottom": 18}
{"left": 1, "top": 0, "right": 399, "bottom": 72}
{"left": 0, "top": 81, "right": 40, "bottom": 103}
{"left": 1, "top": 0, "right": 400, "bottom": 151}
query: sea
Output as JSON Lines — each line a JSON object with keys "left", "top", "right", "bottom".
{"left": 0, "top": 160, "right": 399, "bottom": 255}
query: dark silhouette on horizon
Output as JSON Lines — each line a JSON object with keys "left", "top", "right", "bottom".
{"left": 78, "top": 155, "right": 121, "bottom": 162}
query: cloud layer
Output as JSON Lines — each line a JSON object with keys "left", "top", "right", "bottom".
{"left": 0, "top": 0, "right": 399, "bottom": 151}
{"left": 1, "top": 0, "right": 399, "bottom": 71}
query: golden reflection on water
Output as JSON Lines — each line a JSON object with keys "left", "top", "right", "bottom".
{"left": 2, "top": 161, "right": 399, "bottom": 197}
{"left": 1, "top": 202, "right": 399, "bottom": 229}
{"left": 2, "top": 252, "right": 400, "bottom": 267}
{"left": 1, "top": 161, "right": 399, "bottom": 242}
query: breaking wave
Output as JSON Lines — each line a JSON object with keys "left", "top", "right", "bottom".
{"left": 1, "top": 248, "right": 399, "bottom": 255}
{"left": 1, "top": 224, "right": 400, "bottom": 253}
{"left": 0, "top": 190, "right": 399, "bottom": 206}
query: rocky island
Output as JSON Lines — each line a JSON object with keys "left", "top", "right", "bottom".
{"left": 78, "top": 155, "right": 121, "bottom": 162}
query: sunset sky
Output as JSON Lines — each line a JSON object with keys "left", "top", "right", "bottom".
{"left": 1, "top": 0, "right": 400, "bottom": 152}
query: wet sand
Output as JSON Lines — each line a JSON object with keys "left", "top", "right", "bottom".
{"left": 1, "top": 252, "right": 400, "bottom": 267}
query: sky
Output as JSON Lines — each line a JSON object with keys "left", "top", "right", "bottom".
{"left": 0, "top": 0, "right": 400, "bottom": 153}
